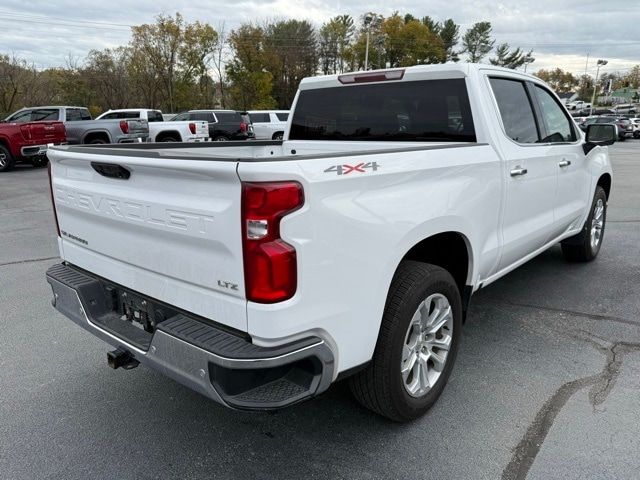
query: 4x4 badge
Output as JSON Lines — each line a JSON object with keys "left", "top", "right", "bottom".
{"left": 324, "top": 162, "right": 380, "bottom": 176}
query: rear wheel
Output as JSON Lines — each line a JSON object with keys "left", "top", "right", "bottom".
{"left": 561, "top": 186, "right": 607, "bottom": 262}
{"left": 0, "top": 144, "right": 15, "bottom": 172}
{"left": 30, "top": 156, "right": 48, "bottom": 168}
{"left": 213, "top": 135, "right": 229, "bottom": 141}
{"left": 272, "top": 132, "right": 284, "bottom": 141}
{"left": 159, "top": 136, "right": 178, "bottom": 142}
{"left": 87, "top": 137, "right": 108, "bottom": 145}
{"left": 349, "top": 261, "right": 462, "bottom": 422}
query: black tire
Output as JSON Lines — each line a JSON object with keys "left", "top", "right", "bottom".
{"left": 272, "top": 132, "right": 284, "bottom": 141}
{"left": 561, "top": 186, "right": 607, "bottom": 262}
{"left": 213, "top": 135, "right": 229, "bottom": 142}
{"left": 30, "top": 156, "right": 49, "bottom": 168}
{"left": 0, "top": 144, "right": 15, "bottom": 172}
{"left": 87, "top": 137, "right": 108, "bottom": 145}
{"left": 159, "top": 136, "right": 178, "bottom": 142}
{"left": 349, "top": 261, "right": 462, "bottom": 422}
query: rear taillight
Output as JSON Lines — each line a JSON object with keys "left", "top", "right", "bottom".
{"left": 189, "top": 122, "right": 196, "bottom": 135}
{"left": 241, "top": 182, "right": 304, "bottom": 303}
{"left": 119, "top": 120, "right": 129, "bottom": 134}
{"left": 47, "top": 162, "right": 61, "bottom": 237}
{"left": 240, "top": 121, "right": 247, "bottom": 133}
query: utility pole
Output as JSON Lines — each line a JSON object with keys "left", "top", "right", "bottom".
{"left": 591, "top": 59, "right": 608, "bottom": 115}
{"left": 584, "top": 53, "right": 589, "bottom": 79}
{"left": 363, "top": 13, "right": 381, "bottom": 70}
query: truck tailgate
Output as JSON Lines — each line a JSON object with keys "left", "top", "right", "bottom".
{"left": 126, "top": 118, "right": 149, "bottom": 135}
{"left": 48, "top": 147, "right": 247, "bottom": 331}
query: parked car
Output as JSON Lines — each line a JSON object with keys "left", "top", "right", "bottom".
{"left": 170, "top": 110, "right": 253, "bottom": 141}
{"left": 580, "top": 116, "right": 633, "bottom": 140}
{"left": 612, "top": 103, "right": 638, "bottom": 114}
{"left": 96, "top": 109, "right": 209, "bottom": 143}
{"left": 566, "top": 100, "right": 592, "bottom": 111}
{"left": 248, "top": 110, "right": 290, "bottom": 140}
{"left": 236, "top": 111, "right": 256, "bottom": 138}
{"left": 46, "top": 64, "right": 615, "bottom": 422}
{"left": 5, "top": 106, "right": 148, "bottom": 144}
{"left": 585, "top": 108, "right": 615, "bottom": 116}
{"left": 569, "top": 111, "right": 589, "bottom": 125}
{"left": 629, "top": 118, "right": 640, "bottom": 138}
{"left": 0, "top": 119, "right": 66, "bottom": 172}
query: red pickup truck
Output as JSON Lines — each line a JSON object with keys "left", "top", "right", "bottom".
{"left": 0, "top": 120, "right": 66, "bottom": 172}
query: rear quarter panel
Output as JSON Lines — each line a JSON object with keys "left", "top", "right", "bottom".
{"left": 238, "top": 143, "right": 501, "bottom": 373}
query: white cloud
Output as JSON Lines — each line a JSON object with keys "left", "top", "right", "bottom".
{"left": 0, "top": 0, "right": 637, "bottom": 73}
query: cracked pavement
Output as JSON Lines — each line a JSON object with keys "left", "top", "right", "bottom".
{"left": 1, "top": 143, "right": 639, "bottom": 480}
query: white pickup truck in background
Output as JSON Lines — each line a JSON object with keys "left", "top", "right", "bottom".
{"left": 248, "top": 110, "right": 289, "bottom": 140}
{"left": 96, "top": 109, "right": 209, "bottom": 142}
{"left": 567, "top": 100, "right": 592, "bottom": 111}
{"left": 46, "top": 64, "right": 615, "bottom": 421}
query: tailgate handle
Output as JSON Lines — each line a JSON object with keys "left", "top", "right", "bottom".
{"left": 91, "top": 162, "right": 131, "bottom": 180}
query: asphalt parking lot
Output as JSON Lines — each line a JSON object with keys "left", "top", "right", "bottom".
{"left": 1, "top": 142, "right": 639, "bottom": 480}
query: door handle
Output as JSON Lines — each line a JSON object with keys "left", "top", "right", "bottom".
{"left": 558, "top": 160, "right": 572, "bottom": 167}
{"left": 510, "top": 167, "right": 528, "bottom": 177}
{"left": 91, "top": 162, "right": 131, "bottom": 180}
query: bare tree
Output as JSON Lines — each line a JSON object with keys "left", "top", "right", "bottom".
{"left": 212, "top": 22, "right": 229, "bottom": 108}
{"left": 0, "top": 54, "right": 39, "bottom": 115}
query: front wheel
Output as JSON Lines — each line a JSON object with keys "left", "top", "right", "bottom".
{"left": 561, "top": 186, "right": 607, "bottom": 262}
{"left": 349, "top": 261, "right": 462, "bottom": 422}
{"left": 0, "top": 144, "right": 15, "bottom": 172}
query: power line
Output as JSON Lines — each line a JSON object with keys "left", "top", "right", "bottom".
{"left": 0, "top": 15, "right": 130, "bottom": 31}
{"left": 0, "top": 9, "right": 133, "bottom": 28}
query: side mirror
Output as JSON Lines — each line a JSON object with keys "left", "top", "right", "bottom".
{"left": 583, "top": 123, "right": 616, "bottom": 154}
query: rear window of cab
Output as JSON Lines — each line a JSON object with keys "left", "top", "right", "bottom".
{"left": 289, "top": 79, "right": 476, "bottom": 142}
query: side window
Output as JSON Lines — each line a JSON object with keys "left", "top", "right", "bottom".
{"left": 489, "top": 77, "right": 539, "bottom": 144}
{"left": 192, "top": 112, "right": 212, "bottom": 122}
{"left": 172, "top": 112, "right": 188, "bottom": 121}
{"left": 216, "top": 112, "right": 240, "bottom": 123}
{"left": 148, "top": 111, "right": 163, "bottom": 122}
{"left": 275, "top": 112, "right": 289, "bottom": 121}
{"left": 79, "top": 109, "right": 92, "bottom": 120}
{"left": 534, "top": 86, "right": 576, "bottom": 143}
{"left": 31, "top": 109, "right": 60, "bottom": 121}
{"left": 100, "top": 112, "right": 118, "bottom": 120}
{"left": 66, "top": 109, "right": 84, "bottom": 121}
{"left": 250, "top": 113, "right": 270, "bottom": 123}
{"left": 7, "top": 110, "right": 33, "bottom": 123}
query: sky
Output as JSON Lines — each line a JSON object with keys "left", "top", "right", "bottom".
{"left": 1, "top": 0, "right": 639, "bottom": 76}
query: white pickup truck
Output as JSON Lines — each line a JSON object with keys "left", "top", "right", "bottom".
{"left": 96, "top": 109, "right": 209, "bottom": 143}
{"left": 566, "top": 100, "right": 592, "bottom": 111}
{"left": 45, "top": 64, "right": 615, "bottom": 421}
